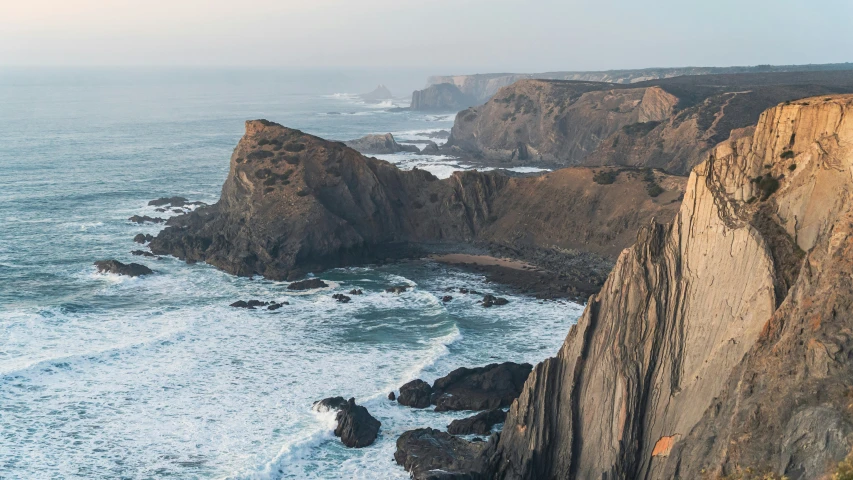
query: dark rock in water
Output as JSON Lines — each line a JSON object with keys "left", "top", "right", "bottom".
{"left": 230, "top": 300, "right": 249, "bottom": 308}
{"left": 128, "top": 215, "right": 165, "bottom": 224}
{"left": 388, "top": 391, "right": 396, "bottom": 401}
{"left": 148, "top": 196, "right": 189, "bottom": 207}
{"left": 398, "top": 379, "right": 433, "bottom": 409}
{"left": 133, "top": 233, "right": 154, "bottom": 244}
{"left": 131, "top": 250, "right": 158, "bottom": 258}
{"left": 345, "top": 133, "right": 419, "bottom": 155}
{"left": 246, "top": 300, "right": 269, "bottom": 308}
{"left": 459, "top": 288, "right": 469, "bottom": 294}
{"left": 267, "top": 302, "right": 287, "bottom": 311}
{"left": 93, "top": 260, "right": 153, "bottom": 277}
{"left": 442, "top": 295, "right": 453, "bottom": 302}
{"left": 481, "top": 294, "right": 509, "bottom": 307}
{"left": 332, "top": 294, "right": 351, "bottom": 303}
{"left": 419, "top": 141, "right": 440, "bottom": 155}
{"left": 288, "top": 278, "right": 328, "bottom": 290}
{"left": 394, "top": 428, "right": 493, "bottom": 479}
{"left": 386, "top": 285, "right": 409, "bottom": 294}
{"left": 348, "top": 289, "right": 363, "bottom": 295}
{"left": 334, "top": 398, "right": 381, "bottom": 448}
{"left": 312, "top": 396, "right": 348, "bottom": 413}
{"left": 431, "top": 362, "right": 532, "bottom": 412}
{"left": 172, "top": 209, "right": 183, "bottom": 213}
{"left": 155, "top": 208, "right": 167, "bottom": 212}
{"left": 447, "top": 409, "right": 507, "bottom": 435}
{"left": 359, "top": 84, "right": 393, "bottom": 104}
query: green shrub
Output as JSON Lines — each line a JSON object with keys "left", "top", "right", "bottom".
{"left": 283, "top": 143, "right": 305, "bottom": 152}
{"left": 756, "top": 174, "right": 780, "bottom": 200}
{"left": 781, "top": 150, "right": 795, "bottom": 159}
{"left": 788, "top": 164, "right": 797, "bottom": 171}
{"left": 296, "top": 189, "right": 310, "bottom": 197}
{"left": 593, "top": 170, "right": 619, "bottom": 185}
{"left": 646, "top": 183, "right": 664, "bottom": 197}
{"left": 834, "top": 449, "right": 853, "bottom": 480}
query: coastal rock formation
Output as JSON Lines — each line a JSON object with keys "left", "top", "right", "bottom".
{"left": 410, "top": 83, "right": 478, "bottom": 111}
{"left": 345, "top": 133, "right": 419, "bottom": 154}
{"left": 398, "top": 379, "right": 432, "bottom": 409}
{"left": 431, "top": 362, "right": 532, "bottom": 412}
{"left": 489, "top": 95, "right": 853, "bottom": 479}
{"left": 359, "top": 84, "right": 393, "bottom": 104}
{"left": 446, "top": 71, "right": 853, "bottom": 173}
{"left": 150, "top": 120, "right": 684, "bottom": 285}
{"left": 334, "top": 398, "right": 381, "bottom": 448}
{"left": 287, "top": 278, "right": 328, "bottom": 290}
{"left": 93, "top": 260, "right": 153, "bottom": 277}
{"left": 312, "top": 396, "right": 348, "bottom": 413}
{"left": 395, "top": 428, "right": 494, "bottom": 480}
{"left": 447, "top": 409, "right": 507, "bottom": 435}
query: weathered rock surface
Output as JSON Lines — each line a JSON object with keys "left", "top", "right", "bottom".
{"left": 410, "top": 83, "right": 478, "bottom": 111}
{"left": 94, "top": 260, "right": 153, "bottom": 277}
{"left": 447, "top": 409, "right": 507, "bottom": 435}
{"left": 149, "top": 120, "right": 684, "bottom": 287}
{"left": 431, "top": 362, "right": 532, "bottom": 412}
{"left": 446, "top": 71, "right": 853, "bottom": 174}
{"left": 345, "top": 133, "right": 419, "bottom": 154}
{"left": 312, "top": 396, "right": 348, "bottom": 413}
{"left": 394, "top": 428, "right": 494, "bottom": 480}
{"left": 334, "top": 398, "right": 381, "bottom": 448}
{"left": 398, "top": 379, "right": 433, "bottom": 409}
{"left": 419, "top": 141, "right": 440, "bottom": 155}
{"left": 490, "top": 95, "right": 853, "bottom": 480}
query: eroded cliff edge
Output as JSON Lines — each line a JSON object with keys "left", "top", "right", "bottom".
{"left": 150, "top": 120, "right": 684, "bottom": 283}
{"left": 491, "top": 95, "right": 853, "bottom": 479}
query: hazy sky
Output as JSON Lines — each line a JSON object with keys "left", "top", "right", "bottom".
{"left": 2, "top": 0, "right": 851, "bottom": 72}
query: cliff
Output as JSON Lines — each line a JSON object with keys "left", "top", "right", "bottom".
{"left": 150, "top": 121, "right": 685, "bottom": 282}
{"left": 427, "top": 63, "right": 853, "bottom": 103}
{"left": 410, "top": 83, "right": 478, "bottom": 111}
{"left": 491, "top": 95, "right": 853, "bottom": 479}
{"left": 446, "top": 71, "right": 853, "bottom": 174}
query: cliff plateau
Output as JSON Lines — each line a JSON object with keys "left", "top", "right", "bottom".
{"left": 490, "top": 95, "right": 853, "bottom": 480}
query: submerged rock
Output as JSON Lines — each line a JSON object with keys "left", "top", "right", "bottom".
{"left": 431, "top": 362, "right": 532, "bottom": 412}
{"left": 93, "top": 260, "right": 153, "bottom": 277}
{"left": 334, "top": 398, "right": 381, "bottom": 448}
{"left": 128, "top": 215, "right": 165, "bottom": 224}
{"left": 398, "top": 379, "right": 433, "bottom": 409}
{"left": 394, "top": 428, "right": 493, "bottom": 479}
{"left": 447, "top": 409, "right": 507, "bottom": 435}
{"left": 388, "top": 391, "right": 396, "bottom": 401}
{"left": 481, "top": 294, "right": 509, "bottom": 307}
{"left": 442, "top": 295, "right": 453, "bottom": 302}
{"left": 332, "top": 294, "right": 351, "bottom": 303}
{"left": 386, "top": 285, "right": 409, "bottom": 294}
{"left": 148, "top": 196, "right": 189, "bottom": 207}
{"left": 349, "top": 289, "right": 363, "bottom": 295}
{"left": 287, "top": 278, "right": 328, "bottom": 290}
{"left": 130, "top": 250, "right": 158, "bottom": 258}
{"left": 133, "top": 233, "right": 154, "bottom": 244}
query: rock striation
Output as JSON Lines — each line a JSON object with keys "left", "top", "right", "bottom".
{"left": 150, "top": 120, "right": 685, "bottom": 283}
{"left": 489, "top": 95, "right": 853, "bottom": 479}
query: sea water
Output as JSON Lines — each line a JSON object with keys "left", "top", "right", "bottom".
{"left": 0, "top": 68, "right": 579, "bottom": 479}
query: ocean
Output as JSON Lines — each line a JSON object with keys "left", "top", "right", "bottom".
{"left": 0, "top": 68, "right": 581, "bottom": 479}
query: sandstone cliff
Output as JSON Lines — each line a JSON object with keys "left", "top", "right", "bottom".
{"left": 447, "top": 71, "right": 853, "bottom": 174}
{"left": 491, "top": 95, "right": 853, "bottom": 480}
{"left": 150, "top": 121, "right": 684, "bottom": 282}
{"left": 410, "top": 83, "right": 478, "bottom": 111}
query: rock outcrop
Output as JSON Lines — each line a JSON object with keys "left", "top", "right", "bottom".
{"left": 345, "top": 133, "right": 419, "bottom": 154}
{"left": 446, "top": 71, "right": 853, "bottom": 174}
{"left": 359, "top": 84, "right": 393, "bottom": 104}
{"left": 410, "top": 83, "right": 478, "bottom": 111}
{"left": 398, "top": 379, "right": 433, "bottom": 409}
{"left": 150, "top": 120, "right": 685, "bottom": 282}
{"left": 395, "top": 428, "right": 495, "bottom": 480}
{"left": 94, "top": 260, "right": 153, "bottom": 277}
{"left": 334, "top": 398, "right": 381, "bottom": 448}
{"left": 489, "top": 95, "right": 853, "bottom": 479}
{"left": 447, "top": 409, "right": 507, "bottom": 435}
{"left": 431, "top": 362, "right": 532, "bottom": 412}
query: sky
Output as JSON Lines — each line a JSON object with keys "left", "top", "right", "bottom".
{"left": 2, "top": 0, "right": 852, "bottom": 73}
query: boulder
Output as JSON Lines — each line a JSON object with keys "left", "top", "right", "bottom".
{"left": 133, "top": 233, "right": 154, "bottom": 244}
{"left": 131, "top": 250, "right": 157, "bottom": 258}
{"left": 349, "top": 289, "right": 363, "bottom": 295}
{"left": 481, "top": 294, "right": 509, "bottom": 307}
{"left": 334, "top": 398, "right": 381, "bottom": 448}
{"left": 287, "top": 278, "right": 328, "bottom": 290}
{"left": 431, "top": 362, "right": 532, "bottom": 412}
{"left": 398, "top": 379, "right": 433, "bottom": 409}
{"left": 267, "top": 302, "right": 287, "bottom": 311}
{"left": 312, "top": 396, "right": 348, "bottom": 413}
{"left": 388, "top": 391, "right": 396, "bottom": 401}
{"left": 94, "top": 260, "right": 153, "bottom": 277}
{"left": 332, "top": 294, "right": 351, "bottom": 303}
{"left": 419, "top": 141, "right": 441, "bottom": 155}
{"left": 386, "top": 285, "right": 409, "bottom": 294}
{"left": 345, "top": 133, "right": 419, "bottom": 155}
{"left": 442, "top": 295, "right": 453, "bottom": 302}
{"left": 394, "top": 428, "right": 493, "bottom": 479}
{"left": 447, "top": 409, "right": 507, "bottom": 435}
{"left": 128, "top": 215, "right": 165, "bottom": 224}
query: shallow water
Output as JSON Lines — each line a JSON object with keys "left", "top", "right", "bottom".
{"left": 0, "top": 68, "right": 578, "bottom": 479}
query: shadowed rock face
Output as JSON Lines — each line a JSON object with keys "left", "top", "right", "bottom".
{"left": 490, "top": 95, "right": 853, "bottom": 480}
{"left": 410, "top": 83, "right": 478, "bottom": 111}
{"left": 150, "top": 120, "right": 685, "bottom": 282}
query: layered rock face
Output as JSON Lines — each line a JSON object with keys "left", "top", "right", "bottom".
{"left": 448, "top": 71, "right": 853, "bottom": 174}
{"left": 410, "top": 83, "right": 478, "bottom": 111}
{"left": 150, "top": 120, "right": 685, "bottom": 281}
{"left": 446, "top": 80, "right": 677, "bottom": 166}
{"left": 491, "top": 95, "right": 853, "bottom": 479}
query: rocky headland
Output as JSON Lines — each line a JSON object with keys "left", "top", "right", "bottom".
{"left": 410, "top": 82, "right": 479, "bottom": 111}
{"left": 150, "top": 120, "right": 685, "bottom": 296}
{"left": 444, "top": 70, "right": 853, "bottom": 174}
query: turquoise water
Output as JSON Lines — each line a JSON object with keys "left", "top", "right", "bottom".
{"left": 0, "top": 68, "right": 581, "bottom": 479}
